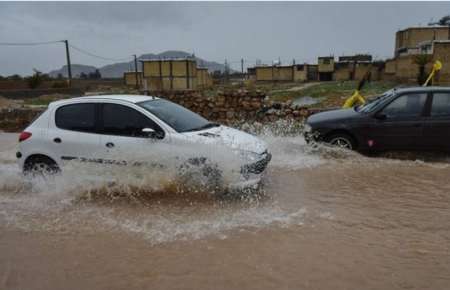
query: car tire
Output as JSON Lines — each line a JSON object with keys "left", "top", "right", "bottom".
{"left": 23, "top": 155, "right": 60, "bottom": 177}
{"left": 325, "top": 133, "right": 356, "bottom": 150}
{"left": 179, "top": 158, "right": 223, "bottom": 192}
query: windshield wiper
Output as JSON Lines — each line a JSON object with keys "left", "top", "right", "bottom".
{"left": 186, "top": 122, "right": 220, "bottom": 132}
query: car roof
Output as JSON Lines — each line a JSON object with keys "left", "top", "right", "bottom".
{"left": 393, "top": 86, "right": 450, "bottom": 94}
{"left": 50, "top": 95, "right": 160, "bottom": 106}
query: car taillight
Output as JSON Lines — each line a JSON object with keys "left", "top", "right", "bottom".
{"left": 19, "top": 131, "right": 32, "bottom": 142}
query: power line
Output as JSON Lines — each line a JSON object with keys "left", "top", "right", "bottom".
{"left": 0, "top": 40, "right": 63, "bottom": 46}
{"left": 69, "top": 44, "right": 132, "bottom": 62}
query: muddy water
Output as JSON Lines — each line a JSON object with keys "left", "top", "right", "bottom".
{"left": 0, "top": 131, "right": 449, "bottom": 290}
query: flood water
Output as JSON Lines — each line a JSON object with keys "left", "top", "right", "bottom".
{"left": 1, "top": 128, "right": 449, "bottom": 290}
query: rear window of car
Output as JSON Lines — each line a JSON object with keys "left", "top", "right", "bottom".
{"left": 55, "top": 103, "right": 96, "bottom": 132}
{"left": 431, "top": 93, "right": 450, "bottom": 117}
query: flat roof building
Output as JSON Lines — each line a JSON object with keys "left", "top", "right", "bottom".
{"left": 140, "top": 58, "right": 197, "bottom": 91}
{"left": 395, "top": 26, "right": 450, "bottom": 57}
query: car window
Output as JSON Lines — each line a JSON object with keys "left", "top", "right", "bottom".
{"left": 102, "top": 103, "right": 161, "bottom": 137}
{"left": 381, "top": 93, "right": 427, "bottom": 118}
{"left": 138, "top": 99, "right": 210, "bottom": 132}
{"left": 55, "top": 103, "right": 96, "bottom": 132}
{"left": 431, "top": 93, "right": 450, "bottom": 117}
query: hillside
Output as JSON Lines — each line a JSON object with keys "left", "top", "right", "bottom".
{"left": 48, "top": 50, "right": 226, "bottom": 78}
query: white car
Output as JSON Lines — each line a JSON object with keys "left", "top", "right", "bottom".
{"left": 16, "top": 95, "right": 271, "bottom": 190}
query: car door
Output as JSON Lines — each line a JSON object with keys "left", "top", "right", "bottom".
{"left": 422, "top": 92, "right": 450, "bottom": 151}
{"left": 48, "top": 102, "right": 102, "bottom": 164}
{"left": 98, "top": 102, "right": 166, "bottom": 165}
{"left": 367, "top": 92, "right": 428, "bottom": 150}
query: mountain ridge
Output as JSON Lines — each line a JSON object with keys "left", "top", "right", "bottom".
{"left": 48, "top": 50, "right": 226, "bottom": 78}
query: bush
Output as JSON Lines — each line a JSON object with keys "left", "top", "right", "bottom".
{"left": 26, "top": 72, "right": 44, "bottom": 89}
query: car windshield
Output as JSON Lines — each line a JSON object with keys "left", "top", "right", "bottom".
{"left": 138, "top": 99, "right": 219, "bottom": 132}
{"left": 356, "top": 91, "right": 394, "bottom": 113}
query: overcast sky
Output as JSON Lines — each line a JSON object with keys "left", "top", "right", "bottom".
{"left": 0, "top": 1, "right": 448, "bottom": 76}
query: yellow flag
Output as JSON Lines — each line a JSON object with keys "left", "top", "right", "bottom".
{"left": 423, "top": 60, "right": 443, "bottom": 86}
{"left": 343, "top": 90, "right": 366, "bottom": 109}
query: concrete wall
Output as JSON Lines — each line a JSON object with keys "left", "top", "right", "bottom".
{"left": 318, "top": 57, "right": 334, "bottom": 73}
{"left": 384, "top": 59, "right": 396, "bottom": 74}
{"left": 276, "top": 67, "right": 294, "bottom": 81}
{"left": 255, "top": 67, "right": 273, "bottom": 81}
{"left": 142, "top": 60, "right": 197, "bottom": 91}
{"left": 354, "top": 63, "right": 372, "bottom": 81}
{"left": 124, "top": 72, "right": 143, "bottom": 87}
{"left": 433, "top": 42, "right": 450, "bottom": 85}
{"left": 334, "top": 66, "right": 351, "bottom": 81}
{"left": 255, "top": 66, "right": 293, "bottom": 82}
{"left": 197, "top": 68, "right": 213, "bottom": 89}
{"left": 293, "top": 65, "right": 307, "bottom": 82}
{"left": 395, "top": 55, "right": 419, "bottom": 82}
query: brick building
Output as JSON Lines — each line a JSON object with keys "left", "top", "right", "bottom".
{"left": 317, "top": 56, "right": 334, "bottom": 81}
{"left": 395, "top": 26, "right": 450, "bottom": 57}
{"left": 388, "top": 26, "right": 450, "bottom": 84}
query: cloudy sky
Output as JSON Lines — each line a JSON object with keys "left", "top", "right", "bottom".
{"left": 0, "top": 1, "right": 448, "bottom": 76}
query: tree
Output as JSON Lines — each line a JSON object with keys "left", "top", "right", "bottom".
{"left": 80, "top": 72, "right": 88, "bottom": 79}
{"left": 26, "top": 70, "right": 44, "bottom": 89}
{"left": 413, "top": 54, "right": 433, "bottom": 85}
{"left": 94, "top": 69, "right": 101, "bottom": 79}
{"left": 429, "top": 15, "right": 450, "bottom": 26}
{"left": 87, "top": 69, "right": 101, "bottom": 79}
{"left": 437, "top": 15, "right": 450, "bottom": 26}
{"left": 57, "top": 73, "right": 64, "bottom": 80}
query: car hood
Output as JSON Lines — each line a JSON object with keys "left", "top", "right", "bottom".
{"left": 307, "top": 108, "right": 361, "bottom": 124}
{"left": 181, "top": 125, "right": 267, "bottom": 154}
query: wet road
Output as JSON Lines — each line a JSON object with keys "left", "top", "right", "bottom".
{"left": 1, "top": 132, "right": 449, "bottom": 290}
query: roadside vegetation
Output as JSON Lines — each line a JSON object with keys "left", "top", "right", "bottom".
{"left": 23, "top": 94, "right": 71, "bottom": 106}
{"left": 268, "top": 81, "right": 398, "bottom": 108}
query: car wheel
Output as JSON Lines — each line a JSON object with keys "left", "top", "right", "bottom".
{"left": 179, "top": 158, "right": 223, "bottom": 192}
{"left": 24, "top": 155, "right": 60, "bottom": 177}
{"left": 326, "top": 133, "right": 356, "bottom": 150}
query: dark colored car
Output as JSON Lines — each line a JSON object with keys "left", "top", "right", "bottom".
{"left": 305, "top": 86, "right": 450, "bottom": 152}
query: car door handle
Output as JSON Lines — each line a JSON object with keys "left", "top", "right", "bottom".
{"left": 106, "top": 142, "right": 115, "bottom": 148}
{"left": 53, "top": 137, "right": 62, "bottom": 143}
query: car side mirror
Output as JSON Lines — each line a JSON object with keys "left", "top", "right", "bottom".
{"left": 374, "top": 113, "right": 387, "bottom": 120}
{"left": 142, "top": 128, "right": 164, "bottom": 139}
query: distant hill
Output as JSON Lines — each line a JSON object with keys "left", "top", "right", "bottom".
{"left": 48, "top": 64, "right": 97, "bottom": 78}
{"left": 48, "top": 50, "right": 226, "bottom": 78}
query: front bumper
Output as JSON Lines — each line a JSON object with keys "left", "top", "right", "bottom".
{"left": 241, "top": 151, "right": 272, "bottom": 175}
{"left": 304, "top": 128, "right": 323, "bottom": 144}
{"left": 229, "top": 175, "right": 262, "bottom": 191}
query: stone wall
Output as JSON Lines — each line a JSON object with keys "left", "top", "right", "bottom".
{"left": 152, "top": 89, "right": 313, "bottom": 125}
{"left": 0, "top": 107, "right": 44, "bottom": 132}
{"left": 0, "top": 90, "right": 317, "bottom": 132}
{"left": 0, "top": 88, "right": 83, "bottom": 100}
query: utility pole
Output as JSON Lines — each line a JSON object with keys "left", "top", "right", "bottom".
{"left": 241, "top": 58, "right": 245, "bottom": 83}
{"left": 134, "top": 54, "right": 139, "bottom": 90}
{"left": 224, "top": 59, "right": 228, "bottom": 84}
{"left": 63, "top": 40, "right": 72, "bottom": 87}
